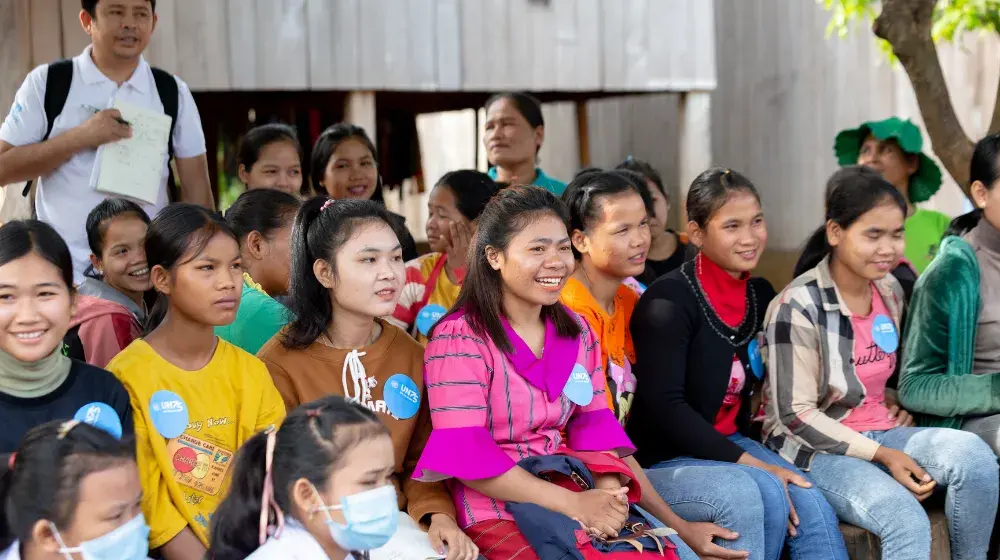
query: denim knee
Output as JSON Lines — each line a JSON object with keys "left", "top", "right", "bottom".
{"left": 739, "top": 466, "right": 791, "bottom": 528}
{"left": 946, "top": 430, "right": 999, "bottom": 482}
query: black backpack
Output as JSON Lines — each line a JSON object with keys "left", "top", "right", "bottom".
{"left": 21, "top": 59, "right": 180, "bottom": 201}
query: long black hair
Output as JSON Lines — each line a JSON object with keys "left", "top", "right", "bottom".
{"left": 440, "top": 186, "right": 580, "bottom": 353}
{"left": 208, "top": 396, "right": 389, "bottom": 560}
{"left": 562, "top": 169, "right": 652, "bottom": 260}
{"left": 0, "top": 220, "right": 74, "bottom": 294}
{"left": 309, "top": 123, "right": 385, "bottom": 204}
{"left": 283, "top": 197, "right": 406, "bottom": 349}
{"left": 0, "top": 420, "right": 135, "bottom": 551}
{"left": 225, "top": 189, "right": 302, "bottom": 243}
{"left": 794, "top": 166, "right": 907, "bottom": 277}
{"left": 946, "top": 132, "right": 1000, "bottom": 237}
{"left": 144, "top": 203, "right": 238, "bottom": 333}
{"left": 433, "top": 170, "right": 502, "bottom": 222}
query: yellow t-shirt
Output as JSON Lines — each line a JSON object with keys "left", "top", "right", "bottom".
{"left": 106, "top": 339, "right": 286, "bottom": 548}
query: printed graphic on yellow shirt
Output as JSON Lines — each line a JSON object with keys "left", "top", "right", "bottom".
{"left": 167, "top": 433, "right": 233, "bottom": 496}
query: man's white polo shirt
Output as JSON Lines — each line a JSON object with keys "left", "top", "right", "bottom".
{"left": 0, "top": 46, "right": 206, "bottom": 280}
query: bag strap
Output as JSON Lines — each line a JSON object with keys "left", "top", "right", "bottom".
{"left": 150, "top": 67, "right": 180, "bottom": 202}
{"left": 22, "top": 60, "right": 74, "bottom": 197}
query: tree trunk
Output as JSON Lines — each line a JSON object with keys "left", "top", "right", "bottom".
{"left": 873, "top": 0, "right": 975, "bottom": 196}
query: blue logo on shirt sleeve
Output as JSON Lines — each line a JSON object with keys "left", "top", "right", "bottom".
{"left": 74, "top": 402, "right": 123, "bottom": 439}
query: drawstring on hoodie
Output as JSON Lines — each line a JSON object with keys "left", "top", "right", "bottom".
{"left": 342, "top": 349, "right": 371, "bottom": 405}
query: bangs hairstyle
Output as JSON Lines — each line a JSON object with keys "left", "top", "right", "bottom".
{"left": 0, "top": 220, "right": 75, "bottom": 293}
{"left": 208, "top": 396, "right": 388, "bottom": 560}
{"left": 434, "top": 170, "right": 502, "bottom": 222}
{"left": 309, "top": 123, "right": 385, "bottom": 204}
{"left": 0, "top": 421, "right": 135, "bottom": 551}
{"left": 794, "top": 166, "right": 907, "bottom": 276}
{"left": 224, "top": 189, "right": 302, "bottom": 242}
{"left": 562, "top": 169, "right": 653, "bottom": 260}
{"left": 85, "top": 197, "right": 150, "bottom": 256}
{"left": 441, "top": 186, "right": 580, "bottom": 353}
{"left": 144, "top": 203, "right": 237, "bottom": 333}
{"left": 284, "top": 197, "right": 407, "bottom": 349}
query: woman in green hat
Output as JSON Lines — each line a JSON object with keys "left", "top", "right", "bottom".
{"left": 834, "top": 117, "right": 951, "bottom": 274}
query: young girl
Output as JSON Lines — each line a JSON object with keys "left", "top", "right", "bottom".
{"left": 257, "top": 197, "right": 476, "bottom": 560}
{"left": 80, "top": 197, "right": 152, "bottom": 324}
{"left": 482, "top": 93, "right": 567, "bottom": 195}
{"left": 215, "top": 189, "right": 299, "bottom": 354}
{"left": 310, "top": 124, "right": 418, "bottom": 261}
{"left": 414, "top": 186, "right": 682, "bottom": 560}
{"left": 627, "top": 168, "right": 847, "bottom": 560}
{"left": 106, "top": 204, "right": 286, "bottom": 559}
{"left": 0, "top": 220, "right": 132, "bottom": 453}
{"left": 765, "top": 166, "right": 999, "bottom": 558}
{"left": 562, "top": 170, "right": 759, "bottom": 560}
{"left": 208, "top": 396, "right": 398, "bottom": 559}
{"left": 615, "top": 157, "right": 686, "bottom": 284}
{"left": 391, "top": 170, "right": 500, "bottom": 343}
{"left": 0, "top": 420, "right": 148, "bottom": 560}
{"left": 237, "top": 123, "right": 304, "bottom": 196}
{"left": 900, "top": 133, "right": 1000, "bottom": 454}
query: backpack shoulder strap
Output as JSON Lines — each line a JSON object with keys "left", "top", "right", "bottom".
{"left": 150, "top": 67, "right": 178, "bottom": 157}
{"left": 23, "top": 59, "right": 75, "bottom": 197}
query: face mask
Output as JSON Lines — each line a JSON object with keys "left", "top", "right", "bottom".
{"left": 312, "top": 483, "right": 399, "bottom": 551}
{"left": 51, "top": 513, "right": 150, "bottom": 560}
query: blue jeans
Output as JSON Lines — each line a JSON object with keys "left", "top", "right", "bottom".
{"left": 647, "top": 434, "right": 847, "bottom": 560}
{"left": 806, "top": 427, "right": 999, "bottom": 560}
{"left": 635, "top": 506, "right": 699, "bottom": 560}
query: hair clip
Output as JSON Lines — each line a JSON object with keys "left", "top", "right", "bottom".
{"left": 305, "top": 407, "right": 324, "bottom": 418}
{"left": 321, "top": 199, "right": 336, "bottom": 212}
{"left": 7, "top": 453, "right": 16, "bottom": 470}
{"left": 57, "top": 420, "right": 80, "bottom": 440}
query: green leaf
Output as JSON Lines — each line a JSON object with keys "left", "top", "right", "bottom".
{"left": 822, "top": 0, "right": 1000, "bottom": 47}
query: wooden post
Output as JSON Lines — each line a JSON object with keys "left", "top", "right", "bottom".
{"left": 344, "top": 91, "right": 377, "bottom": 145}
{"left": 676, "top": 92, "right": 712, "bottom": 225}
{"left": 576, "top": 100, "right": 590, "bottom": 168}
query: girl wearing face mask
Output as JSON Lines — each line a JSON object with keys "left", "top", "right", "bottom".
{"left": 238, "top": 123, "right": 305, "bottom": 196}
{"left": 414, "top": 187, "right": 676, "bottom": 560}
{"left": 615, "top": 158, "right": 687, "bottom": 287}
{"left": 390, "top": 170, "right": 500, "bottom": 344}
{"left": 0, "top": 220, "right": 132, "bottom": 454}
{"left": 0, "top": 420, "right": 149, "bottom": 560}
{"left": 209, "top": 395, "right": 398, "bottom": 559}
{"left": 105, "top": 204, "right": 286, "bottom": 560}
{"left": 900, "top": 133, "right": 1000, "bottom": 454}
{"left": 215, "top": 189, "right": 300, "bottom": 354}
{"left": 310, "top": 124, "right": 418, "bottom": 262}
{"left": 767, "top": 166, "right": 999, "bottom": 558}
{"left": 483, "top": 93, "right": 567, "bottom": 196}
{"left": 628, "top": 169, "right": 848, "bottom": 560}
{"left": 257, "top": 197, "right": 477, "bottom": 560}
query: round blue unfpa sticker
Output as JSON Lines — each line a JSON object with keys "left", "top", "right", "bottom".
{"left": 563, "top": 364, "right": 593, "bottom": 406}
{"left": 747, "top": 338, "right": 764, "bottom": 380}
{"left": 384, "top": 374, "right": 421, "bottom": 419}
{"left": 148, "top": 390, "right": 189, "bottom": 439}
{"left": 871, "top": 314, "right": 899, "bottom": 354}
{"left": 416, "top": 304, "right": 447, "bottom": 336}
{"left": 74, "top": 402, "right": 123, "bottom": 439}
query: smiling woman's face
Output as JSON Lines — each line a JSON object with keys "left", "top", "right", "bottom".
{"left": 0, "top": 252, "right": 74, "bottom": 362}
{"left": 321, "top": 138, "right": 379, "bottom": 201}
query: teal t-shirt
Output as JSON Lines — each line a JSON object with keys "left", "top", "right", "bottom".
{"left": 215, "top": 281, "right": 291, "bottom": 355}
{"left": 487, "top": 167, "right": 567, "bottom": 196}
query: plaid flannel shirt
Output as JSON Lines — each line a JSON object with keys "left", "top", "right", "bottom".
{"left": 762, "top": 257, "right": 905, "bottom": 470}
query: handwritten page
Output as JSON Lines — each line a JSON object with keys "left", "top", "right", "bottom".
{"left": 94, "top": 100, "right": 172, "bottom": 204}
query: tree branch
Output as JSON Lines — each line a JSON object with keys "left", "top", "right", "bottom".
{"left": 874, "top": 0, "right": 975, "bottom": 195}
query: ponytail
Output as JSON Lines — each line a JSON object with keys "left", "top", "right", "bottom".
{"left": 208, "top": 431, "right": 270, "bottom": 560}
{"left": 793, "top": 226, "right": 831, "bottom": 278}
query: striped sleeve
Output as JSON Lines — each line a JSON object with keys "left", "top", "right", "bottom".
{"left": 412, "top": 316, "right": 515, "bottom": 482}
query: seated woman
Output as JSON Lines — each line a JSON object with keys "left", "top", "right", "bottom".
{"left": 215, "top": 189, "right": 299, "bottom": 354}
{"left": 79, "top": 197, "right": 152, "bottom": 323}
{"left": 257, "top": 197, "right": 477, "bottom": 560}
{"left": 209, "top": 396, "right": 418, "bottom": 559}
{"left": 766, "top": 166, "right": 998, "bottom": 558}
{"left": 899, "top": 133, "right": 1000, "bottom": 453}
{"left": 391, "top": 170, "right": 500, "bottom": 343}
{"left": 414, "top": 186, "right": 686, "bottom": 560}
{"left": 237, "top": 123, "right": 304, "bottom": 196}
{"left": 615, "top": 158, "right": 686, "bottom": 286}
{"left": 482, "top": 93, "right": 567, "bottom": 195}
{"left": 0, "top": 220, "right": 132, "bottom": 453}
{"left": 627, "top": 168, "right": 847, "bottom": 560}
{"left": 0, "top": 420, "right": 147, "bottom": 560}
{"left": 561, "top": 169, "right": 759, "bottom": 559}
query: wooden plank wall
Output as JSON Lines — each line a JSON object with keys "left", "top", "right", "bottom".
{"left": 713, "top": 0, "right": 1000, "bottom": 252}
{"left": 0, "top": 0, "right": 31, "bottom": 117}
{"left": 20, "top": 0, "right": 717, "bottom": 93}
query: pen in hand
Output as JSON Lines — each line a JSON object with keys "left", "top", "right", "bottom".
{"left": 85, "top": 105, "right": 131, "bottom": 127}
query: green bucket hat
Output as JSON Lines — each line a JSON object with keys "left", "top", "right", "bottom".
{"left": 833, "top": 117, "right": 943, "bottom": 204}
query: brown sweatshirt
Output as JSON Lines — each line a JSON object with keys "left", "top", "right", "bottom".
{"left": 256, "top": 319, "right": 454, "bottom": 524}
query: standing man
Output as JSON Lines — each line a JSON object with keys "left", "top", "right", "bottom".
{"left": 0, "top": 0, "right": 213, "bottom": 279}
